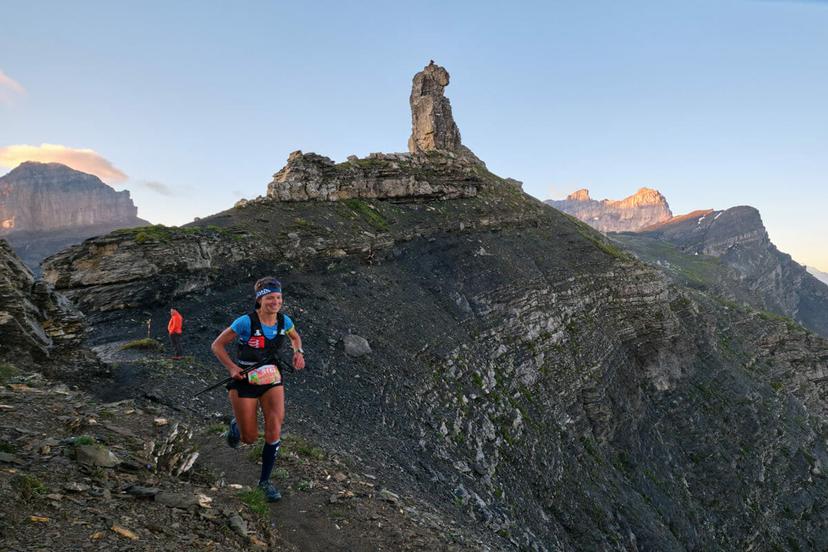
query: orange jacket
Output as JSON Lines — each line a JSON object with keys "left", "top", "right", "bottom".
{"left": 168, "top": 310, "right": 183, "bottom": 334}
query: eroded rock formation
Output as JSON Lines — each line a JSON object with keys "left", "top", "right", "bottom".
{"left": 266, "top": 150, "right": 486, "bottom": 202}
{"left": 408, "top": 61, "right": 462, "bottom": 153}
{"left": 546, "top": 187, "right": 672, "bottom": 232}
{"left": 0, "top": 239, "right": 86, "bottom": 363}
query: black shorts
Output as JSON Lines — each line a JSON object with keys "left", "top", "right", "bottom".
{"left": 226, "top": 378, "right": 282, "bottom": 399}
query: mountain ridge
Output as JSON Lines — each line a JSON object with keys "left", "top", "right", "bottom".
{"left": 614, "top": 205, "right": 828, "bottom": 337}
{"left": 546, "top": 187, "right": 672, "bottom": 232}
{"left": 11, "top": 62, "right": 828, "bottom": 550}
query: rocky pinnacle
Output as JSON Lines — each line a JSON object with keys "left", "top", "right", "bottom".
{"left": 408, "top": 61, "right": 464, "bottom": 155}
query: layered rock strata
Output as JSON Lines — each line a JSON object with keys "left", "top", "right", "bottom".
{"left": 42, "top": 225, "right": 270, "bottom": 315}
{"left": 266, "top": 150, "right": 487, "bottom": 202}
{"left": 547, "top": 187, "right": 672, "bottom": 232}
{"left": 0, "top": 239, "right": 86, "bottom": 363}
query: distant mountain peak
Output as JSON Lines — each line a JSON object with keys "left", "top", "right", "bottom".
{"left": 0, "top": 160, "right": 148, "bottom": 271}
{"left": 618, "top": 187, "right": 668, "bottom": 207}
{"left": 8, "top": 160, "right": 96, "bottom": 178}
{"left": 566, "top": 188, "right": 591, "bottom": 201}
{"left": 547, "top": 187, "right": 672, "bottom": 233}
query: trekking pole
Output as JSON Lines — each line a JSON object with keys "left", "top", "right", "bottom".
{"left": 191, "top": 357, "right": 293, "bottom": 398}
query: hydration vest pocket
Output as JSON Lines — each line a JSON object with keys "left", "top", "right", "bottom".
{"left": 247, "top": 335, "right": 265, "bottom": 349}
{"left": 247, "top": 364, "right": 281, "bottom": 385}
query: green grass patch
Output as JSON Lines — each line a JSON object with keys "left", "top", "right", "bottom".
{"left": 758, "top": 310, "right": 800, "bottom": 331}
{"left": 113, "top": 224, "right": 175, "bottom": 244}
{"left": 113, "top": 223, "right": 240, "bottom": 244}
{"left": 343, "top": 198, "right": 389, "bottom": 231}
{"left": 282, "top": 434, "right": 325, "bottom": 461}
{"left": 296, "top": 479, "right": 314, "bottom": 492}
{"left": 237, "top": 487, "right": 269, "bottom": 517}
{"left": 0, "top": 361, "right": 18, "bottom": 383}
{"left": 203, "top": 422, "right": 227, "bottom": 436}
{"left": 293, "top": 217, "right": 315, "bottom": 230}
{"left": 120, "top": 338, "right": 163, "bottom": 351}
{"left": 247, "top": 436, "right": 265, "bottom": 462}
{"left": 12, "top": 474, "right": 47, "bottom": 499}
{"left": 471, "top": 372, "right": 484, "bottom": 388}
{"left": 611, "top": 234, "right": 723, "bottom": 286}
{"left": 73, "top": 435, "right": 96, "bottom": 446}
{"left": 272, "top": 467, "right": 289, "bottom": 480}
{"left": 343, "top": 157, "right": 390, "bottom": 170}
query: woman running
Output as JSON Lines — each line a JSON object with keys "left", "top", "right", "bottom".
{"left": 211, "top": 276, "right": 305, "bottom": 501}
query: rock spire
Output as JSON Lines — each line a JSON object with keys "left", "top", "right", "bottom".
{"left": 408, "top": 61, "right": 462, "bottom": 154}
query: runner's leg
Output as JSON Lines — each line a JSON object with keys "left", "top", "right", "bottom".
{"left": 229, "top": 390, "right": 260, "bottom": 444}
{"left": 260, "top": 386, "right": 285, "bottom": 443}
{"left": 258, "top": 386, "right": 285, "bottom": 484}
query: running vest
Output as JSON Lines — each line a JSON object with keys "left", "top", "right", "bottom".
{"left": 236, "top": 311, "right": 285, "bottom": 367}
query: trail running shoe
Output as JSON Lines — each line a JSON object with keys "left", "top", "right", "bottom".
{"left": 258, "top": 480, "right": 282, "bottom": 502}
{"left": 225, "top": 418, "right": 240, "bottom": 449}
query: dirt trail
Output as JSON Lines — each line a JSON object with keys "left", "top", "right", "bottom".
{"left": 0, "top": 368, "right": 486, "bottom": 551}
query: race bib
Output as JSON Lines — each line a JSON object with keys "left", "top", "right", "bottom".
{"left": 247, "top": 364, "right": 281, "bottom": 386}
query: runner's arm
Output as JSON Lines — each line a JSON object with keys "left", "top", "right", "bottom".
{"left": 287, "top": 328, "right": 305, "bottom": 370}
{"left": 211, "top": 328, "right": 244, "bottom": 379}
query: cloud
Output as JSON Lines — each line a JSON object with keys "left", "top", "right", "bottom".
{"left": 139, "top": 180, "right": 175, "bottom": 196}
{"left": 0, "top": 69, "right": 25, "bottom": 105}
{"left": 0, "top": 143, "right": 128, "bottom": 183}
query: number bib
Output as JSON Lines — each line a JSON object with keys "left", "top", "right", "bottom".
{"left": 247, "top": 364, "right": 281, "bottom": 385}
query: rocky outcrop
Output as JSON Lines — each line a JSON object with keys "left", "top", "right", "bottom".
{"left": 407, "top": 61, "right": 481, "bottom": 164}
{"left": 42, "top": 225, "right": 270, "bottom": 315}
{"left": 266, "top": 150, "right": 486, "bottom": 202}
{"left": 408, "top": 61, "right": 462, "bottom": 153}
{"left": 262, "top": 62, "right": 494, "bottom": 204}
{"left": 617, "top": 206, "right": 828, "bottom": 337}
{"left": 0, "top": 162, "right": 149, "bottom": 271}
{"left": 546, "top": 187, "right": 672, "bottom": 232}
{"left": 0, "top": 239, "right": 86, "bottom": 363}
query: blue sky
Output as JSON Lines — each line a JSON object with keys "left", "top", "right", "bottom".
{"left": 1, "top": 0, "right": 826, "bottom": 270}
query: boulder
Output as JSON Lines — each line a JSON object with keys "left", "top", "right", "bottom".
{"left": 75, "top": 444, "right": 120, "bottom": 468}
{"left": 343, "top": 334, "right": 372, "bottom": 357}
